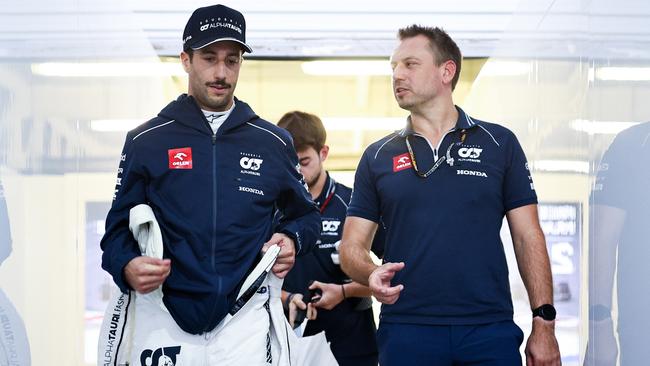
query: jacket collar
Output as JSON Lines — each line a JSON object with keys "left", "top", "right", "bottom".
{"left": 158, "top": 94, "right": 258, "bottom": 135}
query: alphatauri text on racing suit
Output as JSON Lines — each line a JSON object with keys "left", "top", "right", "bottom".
{"left": 101, "top": 94, "right": 320, "bottom": 335}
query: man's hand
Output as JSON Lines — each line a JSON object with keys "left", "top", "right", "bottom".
{"left": 286, "top": 293, "right": 318, "bottom": 327}
{"left": 309, "top": 281, "right": 344, "bottom": 310}
{"left": 287, "top": 293, "right": 308, "bottom": 327}
{"left": 307, "top": 302, "right": 318, "bottom": 321}
{"left": 368, "top": 262, "right": 405, "bottom": 304}
{"left": 124, "top": 256, "right": 171, "bottom": 294}
{"left": 263, "top": 233, "right": 295, "bottom": 278}
{"left": 525, "top": 318, "right": 561, "bottom": 366}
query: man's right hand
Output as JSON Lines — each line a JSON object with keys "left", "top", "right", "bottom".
{"left": 124, "top": 256, "right": 171, "bottom": 294}
{"left": 368, "top": 262, "right": 405, "bottom": 304}
{"left": 287, "top": 293, "right": 308, "bottom": 327}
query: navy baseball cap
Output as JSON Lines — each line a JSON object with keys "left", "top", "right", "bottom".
{"left": 182, "top": 4, "right": 253, "bottom": 53}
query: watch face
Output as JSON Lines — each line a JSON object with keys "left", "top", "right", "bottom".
{"left": 537, "top": 304, "right": 557, "bottom": 320}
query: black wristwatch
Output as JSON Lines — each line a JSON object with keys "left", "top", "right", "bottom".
{"left": 532, "top": 304, "right": 556, "bottom": 321}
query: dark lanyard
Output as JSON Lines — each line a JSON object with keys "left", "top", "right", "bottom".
{"left": 406, "top": 129, "right": 467, "bottom": 178}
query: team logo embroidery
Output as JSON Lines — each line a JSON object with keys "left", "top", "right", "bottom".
{"left": 458, "top": 147, "right": 482, "bottom": 159}
{"left": 240, "top": 152, "right": 263, "bottom": 176}
{"left": 140, "top": 346, "right": 181, "bottom": 366}
{"left": 321, "top": 220, "right": 341, "bottom": 236}
{"left": 456, "top": 169, "right": 488, "bottom": 178}
{"left": 240, "top": 156, "right": 263, "bottom": 171}
{"left": 168, "top": 147, "right": 193, "bottom": 169}
{"left": 457, "top": 145, "right": 483, "bottom": 163}
{"left": 393, "top": 153, "right": 412, "bottom": 172}
{"left": 526, "top": 161, "right": 535, "bottom": 191}
{"left": 238, "top": 186, "right": 265, "bottom": 196}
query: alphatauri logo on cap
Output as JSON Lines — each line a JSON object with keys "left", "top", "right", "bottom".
{"left": 168, "top": 147, "right": 193, "bottom": 169}
{"left": 393, "top": 153, "right": 412, "bottom": 172}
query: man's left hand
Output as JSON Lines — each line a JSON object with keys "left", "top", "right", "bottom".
{"left": 309, "top": 281, "right": 344, "bottom": 310}
{"left": 263, "top": 233, "right": 295, "bottom": 278}
{"left": 525, "top": 318, "right": 561, "bottom": 366}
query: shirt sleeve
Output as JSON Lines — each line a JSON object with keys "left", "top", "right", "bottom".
{"left": 503, "top": 131, "right": 538, "bottom": 212}
{"left": 592, "top": 130, "right": 635, "bottom": 209}
{"left": 274, "top": 142, "right": 320, "bottom": 256}
{"left": 100, "top": 133, "right": 145, "bottom": 293}
{"left": 347, "top": 149, "right": 381, "bottom": 223}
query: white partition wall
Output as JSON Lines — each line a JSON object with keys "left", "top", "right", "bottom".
{"left": 1, "top": 0, "right": 649, "bottom": 364}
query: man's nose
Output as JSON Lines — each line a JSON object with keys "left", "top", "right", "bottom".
{"left": 213, "top": 60, "right": 228, "bottom": 79}
{"left": 392, "top": 64, "right": 406, "bottom": 81}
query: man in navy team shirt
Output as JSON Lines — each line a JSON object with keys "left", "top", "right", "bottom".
{"left": 277, "top": 111, "right": 381, "bottom": 366}
{"left": 340, "top": 25, "right": 561, "bottom": 365}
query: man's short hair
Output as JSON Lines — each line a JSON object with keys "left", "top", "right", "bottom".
{"left": 398, "top": 24, "right": 462, "bottom": 91}
{"left": 277, "top": 111, "right": 327, "bottom": 152}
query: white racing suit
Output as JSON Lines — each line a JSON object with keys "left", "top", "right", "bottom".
{"left": 98, "top": 204, "right": 337, "bottom": 366}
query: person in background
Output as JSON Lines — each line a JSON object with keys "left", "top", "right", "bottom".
{"left": 586, "top": 121, "right": 650, "bottom": 365}
{"left": 278, "top": 111, "right": 381, "bottom": 366}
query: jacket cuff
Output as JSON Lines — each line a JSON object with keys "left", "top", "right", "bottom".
{"left": 277, "top": 225, "right": 304, "bottom": 256}
{"left": 113, "top": 252, "right": 139, "bottom": 293}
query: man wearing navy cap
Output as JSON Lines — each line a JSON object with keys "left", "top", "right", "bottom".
{"left": 340, "top": 25, "right": 561, "bottom": 365}
{"left": 100, "top": 4, "right": 320, "bottom": 365}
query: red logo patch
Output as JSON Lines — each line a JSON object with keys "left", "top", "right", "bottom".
{"left": 168, "top": 147, "right": 193, "bottom": 169}
{"left": 393, "top": 153, "right": 412, "bottom": 172}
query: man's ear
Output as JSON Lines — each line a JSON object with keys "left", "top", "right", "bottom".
{"left": 180, "top": 51, "right": 191, "bottom": 73}
{"left": 319, "top": 145, "right": 330, "bottom": 162}
{"left": 441, "top": 60, "right": 457, "bottom": 85}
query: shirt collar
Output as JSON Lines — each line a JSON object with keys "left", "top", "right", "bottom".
{"left": 398, "top": 105, "right": 476, "bottom": 137}
{"left": 314, "top": 172, "right": 335, "bottom": 207}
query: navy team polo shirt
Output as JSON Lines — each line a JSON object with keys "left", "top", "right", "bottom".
{"left": 348, "top": 106, "right": 537, "bottom": 325}
{"left": 284, "top": 173, "right": 380, "bottom": 358}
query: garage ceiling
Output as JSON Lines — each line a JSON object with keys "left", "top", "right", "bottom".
{"left": 2, "top": 0, "right": 650, "bottom": 59}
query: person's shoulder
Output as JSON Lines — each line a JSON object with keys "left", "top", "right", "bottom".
{"left": 245, "top": 117, "right": 293, "bottom": 148}
{"left": 333, "top": 179, "right": 353, "bottom": 201}
{"left": 363, "top": 131, "right": 403, "bottom": 160}
{"left": 467, "top": 115, "right": 521, "bottom": 147}
{"left": 125, "top": 116, "right": 174, "bottom": 143}
{"left": 612, "top": 121, "right": 650, "bottom": 147}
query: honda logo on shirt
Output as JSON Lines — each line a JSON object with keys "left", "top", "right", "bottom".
{"left": 393, "top": 153, "right": 412, "bottom": 172}
{"left": 168, "top": 147, "right": 193, "bottom": 169}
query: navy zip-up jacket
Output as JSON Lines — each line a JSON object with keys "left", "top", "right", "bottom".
{"left": 100, "top": 94, "right": 320, "bottom": 335}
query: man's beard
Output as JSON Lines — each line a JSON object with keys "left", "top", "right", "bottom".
{"left": 306, "top": 169, "right": 322, "bottom": 190}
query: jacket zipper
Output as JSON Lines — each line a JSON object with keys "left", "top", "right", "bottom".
{"left": 206, "top": 132, "right": 218, "bottom": 333}
{"left": 211, "top": 133, "right": 217, "bottom": 271}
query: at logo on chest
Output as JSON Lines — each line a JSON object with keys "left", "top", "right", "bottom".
{"left": 321, "top": 220, "right": 341, "bottom": 236}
